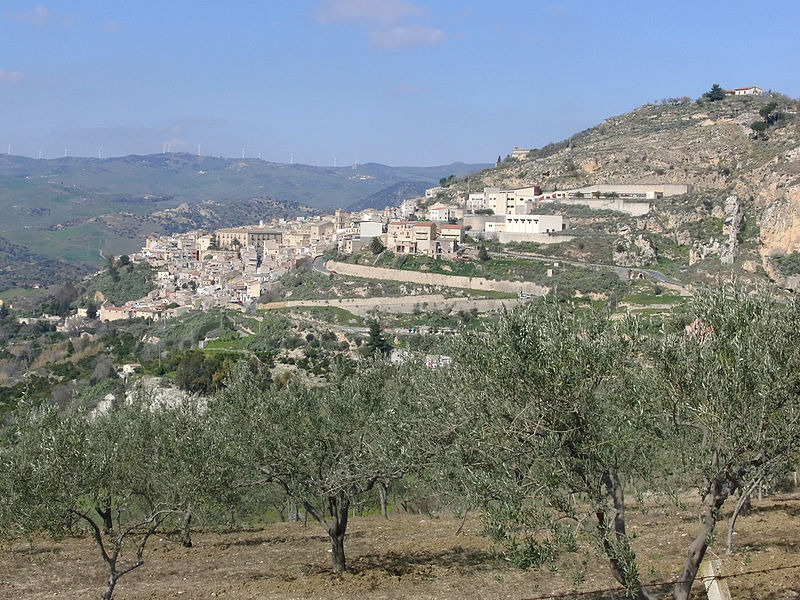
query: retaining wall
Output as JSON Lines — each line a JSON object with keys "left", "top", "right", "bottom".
{"left": 325, "top": 261, "right": 550, "bottom": 296}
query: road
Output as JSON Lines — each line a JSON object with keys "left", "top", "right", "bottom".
{"left": 495, "top": 250, "right": 686, "bottom": 289}
{"left": 313, "top": 255, "right": 330, "bottom": 274}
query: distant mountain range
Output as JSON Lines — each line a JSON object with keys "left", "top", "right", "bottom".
{"left": 345, "top": 181, "right": 432, "bottom": 212}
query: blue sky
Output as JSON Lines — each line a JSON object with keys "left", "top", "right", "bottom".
{"left": 1, "top": 0, "right": 799, "bottom": 165}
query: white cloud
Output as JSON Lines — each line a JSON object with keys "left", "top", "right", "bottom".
{"left": 6, "top": 5, "right": 74, "bottom": 27}
{"left": 103, "top": 20, "right": 117, "bottom": 32}
{"left": 6, "top": 5, "right": 51, "bottom": 26}
{"left": 370, "top": 25, "right": 444, "bottom": 49}
{"left": 0, "top": 69, "right": 24, "bottom": 84}
{"left": 317, "top": 0, "right": 425, "bottom": 25}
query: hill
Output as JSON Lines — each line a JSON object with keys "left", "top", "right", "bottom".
{"left": 345, "top": 181, "right": 430, "bottom": 212}
{"left": 0, "top": 153, "right": 486, "bottom": 217}
{"left": 441, "top": 91, "right": 800, "bottom": 289}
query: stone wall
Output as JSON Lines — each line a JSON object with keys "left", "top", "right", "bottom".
{"left": 325, "top": 261, "right": 550, "bottom": 296}
{"left": 259, "top": 294, "right": 527, "bottom": 317}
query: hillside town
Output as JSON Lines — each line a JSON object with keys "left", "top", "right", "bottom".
{"left": 86, "top": 179, "right": 689, "bottom": 322}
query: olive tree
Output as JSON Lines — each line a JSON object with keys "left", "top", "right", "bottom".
{"left": 433, "top": 293, "right": 800, "bottom": 600}
{"left": 431, "top": 301, "right": 663, "bottom": 599}
{"left": 0, "top": 395, "right": 227, "bottom": 599}
{"left": 650, "top": 290, "right": 800, "bottom": 598}
{"left": 210, "top": 362, "right": 417, "bottom": 573}
{"left": 0, "top": 402, "right": 167, "bottom": 599}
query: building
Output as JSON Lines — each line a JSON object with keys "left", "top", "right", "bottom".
{"left": 428, "top": 202, "right": 461, "bottom": 222}
{"left": 467, "top": 186, "right": 542, "bottom": 216}
{"left": 438, "top": 224, "right": 465, "bottom": 243}
{"left": 359, "top": 221, "right": 384, "bottom": 239}
{"left": 567, "top": 183, "right": 688, "bottom": 200}
{"left": 425, "top": 186, "right": 443, "bottom": 199}
{"left": 725, "top": 86, "right": 763, "bottom": 96}
{"left": 386, "top": 221, "right": 437, "bottom": 254}
{"left": 216, "top": 227, "right": 283, "bottom": 252}
{"left": 504, "top": 214, "right": 564, "bottom": 235}
{"left": 511, "top": 147, "right": 531, "bottom": 160}
{"left": 484, "top": 215, "right": 566, "bottom": 242}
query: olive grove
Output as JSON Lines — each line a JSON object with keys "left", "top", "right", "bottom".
{"left": 0, "top": 290, "right": 798, "bottom": 599}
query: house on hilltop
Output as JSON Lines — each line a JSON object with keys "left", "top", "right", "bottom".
{"left": 724, "top": 86, "right": 762, "bottom": 96}
{"left": 511, "top": 147, "right": 531, "bottom": 160}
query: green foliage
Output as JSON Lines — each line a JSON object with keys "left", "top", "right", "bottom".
{"left": 759, "top": 101, "right": 778, "bottom": 119}
{"left": 477, "top": 243, "right": 490, "bottom": 261}
{"left": 703, "top": 83, "right": 726, "bottom": 102}
{"left": 366, "top": 320, "right": 392, "bottom": 356}
{"left": 0, "top": 396, "right": 236, "bottom": 599}
{"left": 751, "top": 120, "right": 768, "bottom": 137}
{"left": 210, "top": 362, "right": 418, "bottom": 572}
{"left": 429, "top": 301, "right": 656, "bottom": 592}
{"left": 174, "top": 350, "right": 235, "bottom": 394}
{"left": 369, "top": 236, "right": 385, "bottom": 255}
{"left": 771, "top": 252, "right": 800, "bottom": 276}
{"left": 84, "top": 263, "right": 155, "bottom": 306}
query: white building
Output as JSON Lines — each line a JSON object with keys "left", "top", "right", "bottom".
{"left": 425, "top": 186, "right": 443, "bottom": 199}
{"left": 725, "top": 86, "right": 762, "bottom": 96}
{"left": 505, "top": 214, "right": 564, "bottom": 234}
{"left": 359, "top": 221, "right": 384, "bottom": 239}
{"left": 428, "top": 202, "right": 461, "bottom": 222}
{"left": 485, "top": 214, "right": 566, "bottom": 242}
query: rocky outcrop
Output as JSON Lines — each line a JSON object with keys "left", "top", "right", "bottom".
{"left": 689, "top": 239, "right": 723, "bottom": 265}
{"left": 688, "top": 195, "right": 741, "bottom": 265}
{"left": 760, "top": 197, "right": 800, "bottom": 257}
{"left": 613, "top": 235, "right": 657, "bottom": 267}
{"left": 720, "top": 195, "right": 741, "bottom": 265}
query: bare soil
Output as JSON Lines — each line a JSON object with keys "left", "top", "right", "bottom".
{"left": 1, "top": 495, "right": 799, "bottom": 600}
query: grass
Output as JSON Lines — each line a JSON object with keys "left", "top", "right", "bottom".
{"left": 285, "top": 306, "right": 365, "bottom": 327}
{"left": 0, "top": 287, "right": 45, "bottom": 300}
{"left": 3, "top": 224, "right": 131, "bottom": 265}
{"left": 620, "top": 292, "right": 685, "bottom": 306}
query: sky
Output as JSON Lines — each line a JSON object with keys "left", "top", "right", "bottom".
{"left": 1, "top": 0, "right": 799, "bottom": 166}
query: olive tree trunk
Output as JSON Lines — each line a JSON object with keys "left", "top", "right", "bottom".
{"left": 181, "top": 507, "right": 193, "bottom": 548}
{"left": 378, "top": 481, "right": 388, "bottom": 519}
{"left": 598, "top": 469, "right": 659, "bottom": 600}
{"left": 673, "top": 477, "right": 728, "bottom": 600}
{"left": 303, "top": 491, "right": 350, "bottom": 573}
